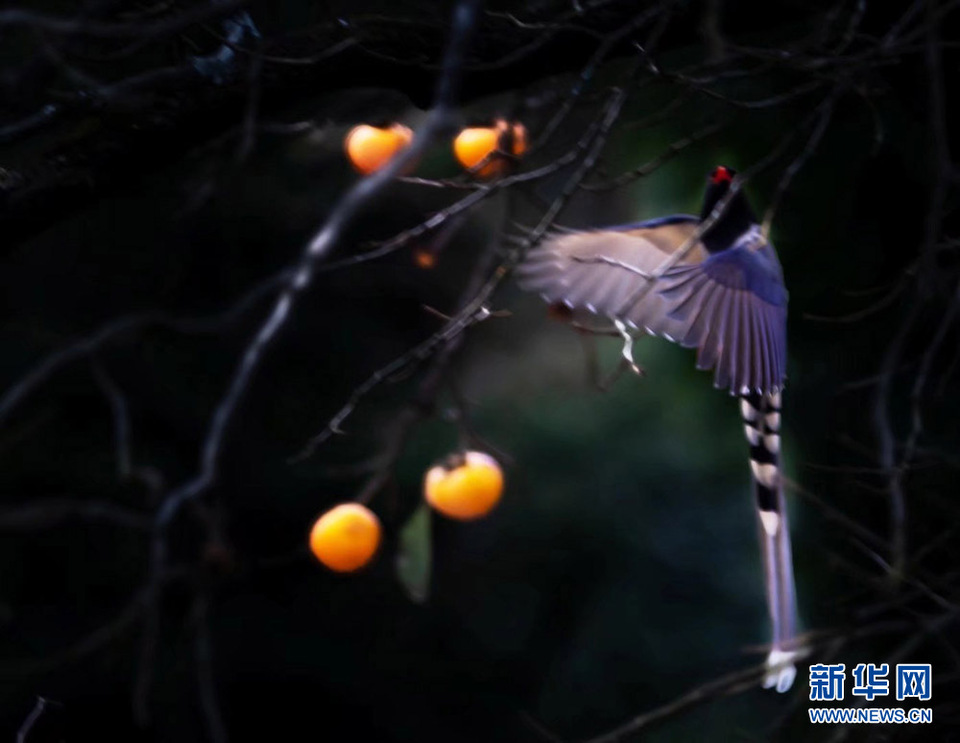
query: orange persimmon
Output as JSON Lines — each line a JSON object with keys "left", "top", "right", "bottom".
{"left": 424, "top": 451, "right": 504, "bottom": 520}
{"left": 344, "top": 123, "right": 413, "bottom": 175}
{"left": 453, "top": 119, "right": 527, "bottom": 178}
{"left": 309, "top": 503, "right": 382, "bottom": 572}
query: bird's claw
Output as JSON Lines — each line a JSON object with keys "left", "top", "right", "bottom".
{"left": 614, "top": 319, "right": 644, "bottom": 376}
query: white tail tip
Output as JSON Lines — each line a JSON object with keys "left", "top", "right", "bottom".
{"left": 763, "top": 648, "right": 800, "bottom": 693}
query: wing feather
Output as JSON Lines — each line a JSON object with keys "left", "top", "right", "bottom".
{"left": 723, "top": 291, "right": 741, "bottom": 393}
{"left": 698, "top": 291, "right": 730, "bottom": 379}
{"left": 688, "top": 284, "right": 723, "bottom": 357}
{"left": 516, "top": 217, "right": 705, "bottom": 335}
{"left": 656, "top": 243, "right": 787, "bottom": 394}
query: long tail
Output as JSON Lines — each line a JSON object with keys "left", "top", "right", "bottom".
{"left": 741, "top": 391, "right": 799, "bottom": 692}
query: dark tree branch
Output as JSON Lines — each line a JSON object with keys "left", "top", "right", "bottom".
{"left": 16, "top": 697, "right": 58, "bottom": 743}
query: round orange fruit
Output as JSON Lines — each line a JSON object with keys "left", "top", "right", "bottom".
{"left": 453, "top": 120, "right": 527, "bottom": 178}
{"left": 424, "top": 451, "right": 504, "bottom": 520}
{"left": 309, "top": 503, "right": 382, "bottom": 572}
{"left": 344, "top": 123, "right": 413, "bottom": 175}
{"left": 413, "top": 249, "right": 437, "bottom": 269}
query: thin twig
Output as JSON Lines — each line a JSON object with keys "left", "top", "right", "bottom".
{"left": 0, "top": 271, "right": 288, "bottom": 426}
{"left": 89, "top": 357, "right": 133, "bottom": 480}
{"left": 16, "top": 697, "right": 58, "bottom": 743}
{"left": 580, "top": 661, "right": 770, "bottom": 742}
{"left": 193, "top": 593, "right": 227, "bottom": 743}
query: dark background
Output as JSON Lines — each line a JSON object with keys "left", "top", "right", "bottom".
{"left": 1, "top": 1, "right": 958, "bottom": 741}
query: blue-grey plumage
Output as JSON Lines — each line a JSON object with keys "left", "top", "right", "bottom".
{"left": 657, "top": 240, "right": 788, "bottom": 395}
{"left": 517, "top": 166, "right": 801, "bottom": 691}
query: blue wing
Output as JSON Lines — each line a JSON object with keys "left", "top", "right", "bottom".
{"left": 608, "top": 214, "right": 699, "bottom": 232}
{"left": 657, "top": 243, "right": 788, "bottom": 394}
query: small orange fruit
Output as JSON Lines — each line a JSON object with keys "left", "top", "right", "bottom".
{"left": 413, "top": 248, "right": 437, "bottom": 269}
{"left": 424, "top": 451, "right": 504, "bottom": 520}
{"left": 453, "top": 119, "right": 527, "bottom": 178}
{"left": 309, "top": 503, "right": 382, "bottom": 572}
{"left": 344, "top": 123, "right": 413, "bottom": 175}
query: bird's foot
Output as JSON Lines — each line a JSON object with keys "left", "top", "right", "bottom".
{"left": 614, "top": 319, "right": 644, "bottom": 377}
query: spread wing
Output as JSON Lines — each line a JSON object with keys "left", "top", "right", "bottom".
{"left": 516, "top": 215, "right": 707, "bottom": 335}
{"left": 657, "top": 243, "right": 788, "bottom": 394}
{"left": 517, "top": 215, "right": 788, "bottom": 395}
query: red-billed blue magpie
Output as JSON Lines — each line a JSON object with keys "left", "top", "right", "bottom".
{"left": 518, "top": 166, "right": 799, "bottom": 691}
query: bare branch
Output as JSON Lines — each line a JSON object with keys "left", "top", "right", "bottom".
{"left": 900, "top": 282, "right": 960, "bottom": 472}
{"left": 0, "top": 498, "right": 150, "bottom": 531}
{"left": 872, "top": 301, "right": 921, "bottom": 581}
{"left": 761, "top": 90, "right": 839, "bottom": 236}
{"left": 0, "top": 270, "right": 287, "bottom": 427}
{"left": 581, "top": 117, "right": 729, "bottom": 191}
{"left": 89, "top": 357, "right": 134, "bottom": 480}
{"left": 581, "top": 661, "right": 770, "bottom": 743}
{"left": 531, "top": 6, "right": 664, "bottom": 150}
{"left": 0, "top": 585, "right": 166, "bottom": 677}
{"left": 16, "top": 697, "right": 59, "bottom": 743}
{"left": 152, "top": 0, "right": 484, "bottom": 530}
{"left": 193, "top": 593, "right": 227, "bottom": 743}
{"left": 0, "top": 1, "right": 249, "bottom": 39}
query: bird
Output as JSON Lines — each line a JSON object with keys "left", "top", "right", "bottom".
{"left": 517, "top": 165, "right": 799, "bottom": 692}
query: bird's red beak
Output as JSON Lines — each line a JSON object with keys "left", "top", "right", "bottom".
{"left": 711, "top": 166, "right": 733, "bottom": 184}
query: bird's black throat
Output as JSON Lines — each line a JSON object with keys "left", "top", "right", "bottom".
{"left": 699, "top": 183, "right": 759, "bottom": 253}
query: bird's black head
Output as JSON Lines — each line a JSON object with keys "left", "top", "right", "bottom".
{"left": 699, "top": 166, "right": 758, "bottom": 252}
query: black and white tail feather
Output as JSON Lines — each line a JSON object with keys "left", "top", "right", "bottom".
{"left": 741, "top": 391, "right": 799, "bottom": 692}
